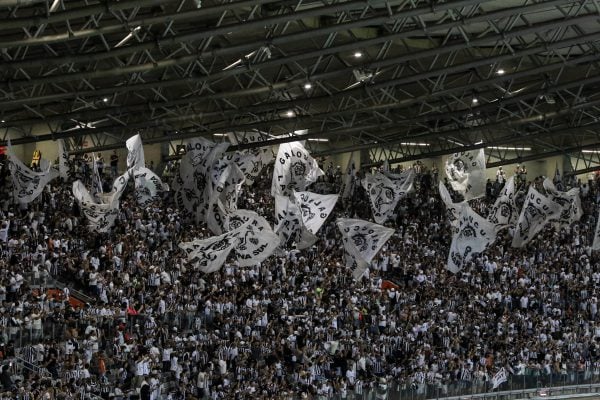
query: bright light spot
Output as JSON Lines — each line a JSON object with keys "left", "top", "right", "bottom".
{"left": 400, "top": 142, "right": 429, "bottom": 147}
{"left": 303, "top": 82, "right": 312, "bottom": 90}
{"left": 497, "top": 68, "right": 505, "bottom": 75}
{"left": 353, "top": 51, "right": 363, "bottom": 58}
{"left": 472, "top": 98, "right": 478, "bottom": 104}
{"left": 308, "top": 138, "right": 328, "bottom": 142}
{"left": 103, "top": 97, "right": 109, "bottom": 102}
{"left": 213, "top": 133, "right": 227, "bottom": 136}
{"left": 487, "top": 146, "right": 532, "bottom": 151}
{"left": 286, "top": 110, "right": 295, "bottom": 117}
{"left": 1, "top": 120, "right": 4, "bottom": 123}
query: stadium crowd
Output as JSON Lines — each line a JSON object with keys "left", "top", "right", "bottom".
{"left": 0, "top": 155, "right": 600, "bottom": 400}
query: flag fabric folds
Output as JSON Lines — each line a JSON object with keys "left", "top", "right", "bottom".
{"left": 72, "top": 180, "right": 120, "bottom": 233}
{"left": 447, "top": 203, "right": 497, "bottom": 273}
{"left": 512, "top": 185, "right": 562, "bottom": 248}
{"left": 543, "top": 178, "right": 582, "bottom": 226}
{"left": 293, "top": 192, "right": 339, "bottom": 235}
{"left": 592, "top": 210, "right": 600, "bottom": 251}
{"left": 57, "top": 139, "right": 70, "bottom": 179}
{"left": 132, "top": 167, "right": 164, "bottom": 208}
{"left": 274, "top": 195, "right": 304, "bottom": 247}
{"left": 125, "top": 134, "right": 145, "bottom": 170}
{"left": 487, "top": 176, "right": 518, "bottom": 231}
{"left": 444, "top": 149, "right": 486, "bottom": 200}
{"left": 179, "top": 230, "right": 241, "bottom": 273}
{"left": 271, "top": 141, "right": 323, "bottom": 198}
{"left": 336, "top": 218, "right": 395, "bottom": 280}
{"left": 362, "top": 172, "right": 413, "bottom": 224}
{"left": 491, "top": 367, "right": 508, "bottom": 390}
{"left": 226, "top": 210, "right": 279, "bottom": 266}
{"left": 7, "top": 141, "right": 58, "bottom": 204}
{"left": 438, "top": 181, "right": 462, "bottom": 227}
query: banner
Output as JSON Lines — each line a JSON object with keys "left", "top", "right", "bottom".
{"left": 132, "top": 167, "right": 164, "bottom": 208}
{"left": 361, "top": 173, "right": 406, "bottom": 224}
{"left": 543, "top": 178, "right": 582, "bottom": 226}
{"left": 226, "top": 210, "right": 279, "bottom": 266}
{"left": 125, "top": 134, "right": 145, "bottom": 170}
{"left": 7, "top": 141, "right": 58, "bottom": 204}
{"left": 438, "top": 181, "right": 462, "bottom": 227}
{"left": 491, "top": 368, "right": 508, "bottom": 390}
{"left": 293, "top": 191, "right": 338, "bottom": 234}
{"left": 179, "top": 229, "right": 241, "bottom": 273}
{"left": 512, "top": 185, "right": 562, "bottom": 248}
{"left": 445, "top": 149, "right": 486, "bottom": 200}
{"left": 92, "top": 153, "right": 104, "bottom": 195}
{"left": 271, "top": 141, "right": 323, "bottom": 198}
{"left": 57, "top": 139, "right": 70, "bottom": 179}
{"left": 340, "top": 152, "right": 357, "bottom": 200}
{"left": 487, "top": 176, "right": 517, "bottom": 231}
{"left": 72, "top": 181, "right": 119, "bottom": 232}
{"left": 336, "top": 218, "right": 395, "bottom": 280}
{"left": 447, "top": 203, "right": 497, "bottom": 273}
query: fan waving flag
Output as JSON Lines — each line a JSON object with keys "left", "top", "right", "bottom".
{"left": 491, "top": 367, "right": 508, "bottom": 390}
{"left": 132, "top": 167, "right": 164, "bottom": 208}
{"left": 7, "top": 140, "right": 58, "bottom": 204}
{"left": 382, "top": 168, "right": 416, "bottom": 194}
{"left": 274, "top": 195, "right": 304, "bottom": 247}
{"left": 271, "top": 141, "right": 323, "bottom": 198}
{"left": 447, "top": 203, "right": 497, "bottom": 273}
{"left": 57, "top": 139, "right": 70, "bottom": 179}
{"left": 179, "top": 230, "right": 242, "bottom": 274}
{"left": 73, "top": 180, "right": 120, "bottom": 233}
{"left": 543, "top": 178, "right": 582, "bottom": 226}
{"left": 512, "top": 185, "right": 562, "bottom": 248}
{"left": 125, "top": 134, "right": 145, "bottom": 170}
{"left": 225, "top": 210, "right": 279, "bottom": 266}
{"left": 362, "top": 173, "right": 407, "bottom": 224}
{"left": 445, "top": 149, "right": 486, "bottom": 200}
{"left": 336, "top": 218, "right": 395, "bottom": 280}
{"left": 487, "top": 176, "right": 518, "bottom": 231}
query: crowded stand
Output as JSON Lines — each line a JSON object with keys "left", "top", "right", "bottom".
{"left": 1, "top": 139, "right": 600, "bottom": 400}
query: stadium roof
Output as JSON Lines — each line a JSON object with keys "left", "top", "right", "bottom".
{"left": 1, "top": 0, "right": 600, "bottom": 169}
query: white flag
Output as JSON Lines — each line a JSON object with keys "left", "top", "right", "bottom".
{"left": 487, "top": 176, "right": 518, "bottom": 231}
{"left": 447, "top": 203, "right": 497, "bottom": 273}
{"left": 226, "top": 210, "right": 279, "bottom": 266}
{"left": 512, "top": 185, "right": 562, "bottom": 248}
{"left": 438, "top": 181, "right": 463, "bottom": 227}
{"left": 179, "top": 229, "right": 241, "bottom": 273}
{"left": 125, "top": 134, "right": 145, "bottom": 170}
{"left": 293, "top": 191, "right": 339, "bottom": 234}
{"left": 72, "top": 180, "right": 119, "bottom": 232}
{"left": 57, "top": 139, "right": 70, "bottom": 179}
{"left": 362, "top": 173, "right": 406, "bottom": 224}
{"left": 206, "top": 162, "right": 246, "bottom": 234}
{"left": 92, "top": 153, "right": 104, "bottom": 195}
{"left": 7, "top": 141, "right": 58, "bottom": 204}
{"left": 274, "top": 195, "right": 304, "bottom": 247}
{"left": 271, "top": 141, "right": 324, "bottom": 197}
{"left": 383, "top": 168, "right": 416, "bottom": 194}
{"left": 336, "top": 218, "right": 395, "bottom": 280}
{"left": 226, "top": 132, "right": 274, "bottom": 185}
{"left": 543, "top": 178, "right": 582, "bottom": 226}
{"left": 592, "top": 210, "right": 600, "bottom": 251}
{"left": 445, "top": 149, "right": 486, "bottom": 200}
{"left": 340, "top": 152, "right": 357, "bottom": 200}
{"left": 491, "top": 367, "right": 508, "bottom": 390}
{"left": 132, "top": 167, "right": 164, "bottom": 208}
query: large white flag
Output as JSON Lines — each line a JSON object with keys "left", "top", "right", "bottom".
{"left": 383, "top": 168, "right": 416, "bottom": 194}
{"left": 336, "top": 218, "right": 395, "bottom": 280}
{"left": 225, "top": 210, "right": 279, "bottom": 266}
{"left": 274, "top": 195, "right": 304, "bottom": 247}
{"left": 362, "top": 172, "right": 407, "bottom": 224}
{"left": 512, "top": 185, "right": 562, "bottom": 248}
{"left": 132, "top": 167, "right": 164, "bottom": 208}
{"left": 445, "top": 149, "right": 486, "bottom": 200}
{"left": 543, "top": 178, "right": 582, "bottom": 226}
{"left": 487, "top": 176, "right": 518, "bottom": 231}
{"left": 206, "top": 162, "right": 245, "bottom": 234}
{"left": 175, "top": 138, "right": 229, "bottom": 222}
{"left": 7, "top": 141, "right": 58, "bottom": 204}
{"left": 293, "top": 191, "right": 338, "bottom": 234}
{"left": 57, "top": 139, "right": 70, "bottom": 179}
{"left": 271, "top": 141, "right": 324, "bottom": 197}
{"left": 491, "top": 367, "right": 508, "bottom": 390}
{"left": 447, "top": 203, "right": 497, "bottom": 273}
{"left": 340, "top": 152, "right": 357, "bottom": 200}
{"left": 179, "top": 230, "right": 241, "bottom": 274}
{"left": 226, "top": 132, "right": 274, "bottom": 185}
{"left": 73, "top": 180, "right": 119, "bottom": 232}
{"left": 592, "top": 210, "right": 600, "bottom": 251}
{"left": 125, "top": 134, "right": 145, "bottom": 170}
{"left": 438, "top": 181, "right": 462, "bottom": 227}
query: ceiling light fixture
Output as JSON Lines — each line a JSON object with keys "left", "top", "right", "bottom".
{"left": 308, "top": 138, "right": 329, "bottom": 142}
{"left": 497, "top": 68, "right": 505, "bottom": 75}
{"left": 487, "top": 146, "right": 532, "bottom": 151}
{"left": 286, "top": 110, "right": 295, "bottom": 117}
{"left": 303, "top": 82, "right": 312, "bottom": 90}
{"left": 103, "top": 97, "right": 109, "bottom": 102}
{"left": 353, "top": 51, "right": 363, "bottom": 58}
{"left": 472, "top": 98, "right": 479, "bottom": 104}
